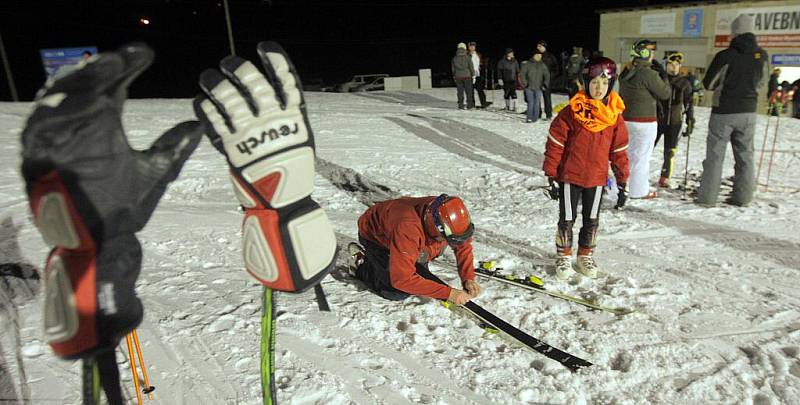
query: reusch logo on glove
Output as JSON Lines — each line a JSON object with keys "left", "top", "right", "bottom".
{"left": 236, "top": 122, "right": 300, "bottom": 155}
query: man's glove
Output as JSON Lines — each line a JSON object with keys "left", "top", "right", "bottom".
{"left": 683, "top": 116, "right": 695, "bottom": 137}
{"left": 194, "top": 41, "right": 337, "bottom": 292}
{"left": 498, "top": 79, "right": 504, "bottom": 86}
{"left": 21, "top": 44, "right": 203, "bottom": 359}
{"left": 651, "top": 60, "right": 668, "bottom": 81}
{"left": 615, "top": 183, "right": 628, "bottom": 209}
{"left": 547, "top": 177, "right": 560, "bottom": 201}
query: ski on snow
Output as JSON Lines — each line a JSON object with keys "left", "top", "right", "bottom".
{"left": 475, "top": 262, "right": 634, "bottom": 315}
{"left": 430, "top": 274, "right": 593, "bottom": 372}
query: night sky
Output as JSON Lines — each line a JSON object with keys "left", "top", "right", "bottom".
{"left": 1, "top": 0, "right": 680, "bottom": 101}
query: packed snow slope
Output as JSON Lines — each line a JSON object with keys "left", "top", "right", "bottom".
{"left": 1, "top": 89, "right": 799, "bottom": 405}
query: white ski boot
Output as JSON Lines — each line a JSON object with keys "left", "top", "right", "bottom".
{"left": 555, "top": 256, "right": 573, "bottom": 280}
{"left": 347, "top": 242, "right": 365, "bottom": 277}
{"left": 575, "top": 255, "right": 598, "bottom": 278}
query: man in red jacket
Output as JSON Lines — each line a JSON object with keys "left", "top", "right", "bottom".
{"left": 544, "top": 57, "right": 630, "bottom": 280}
{"left": 349, "top": 195, "right": 481, "bottom": 305}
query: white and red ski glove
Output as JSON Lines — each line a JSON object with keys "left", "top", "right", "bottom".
{"left": 194, "top": 42, "right": 337, "bottom": 292}
{"left": 21, "top": 44, "right": 203, "bottom": 359}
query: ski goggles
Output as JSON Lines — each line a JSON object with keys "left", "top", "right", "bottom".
{"left": 430, "top": 195, "right": 474, "bottom": 245}
{"left": 666, "top": 52, "right": 684, "bottom": 64}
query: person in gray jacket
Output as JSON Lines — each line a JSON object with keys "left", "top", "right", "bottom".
{"left": 520, "top": 50, "right": 550, "bottom": 123}
{"left": 452, "top": 42, "right": 475, "bottom": 110}
{"left": 497, "top": 48, "right": 520, "bottom": 111}
{"left": 696, "top": 14, "right": 769, "bottom": 207}
{"left": 619, "top": 39, "right": 671, "bottom": 199}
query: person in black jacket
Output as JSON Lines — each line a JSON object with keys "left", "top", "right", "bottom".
{"left": 696, "top": 14, "right": 769, "bottom": 207}
{"left": 655, "top": 52, "right": 694, "bottom": 188}
{"left": 497, "top": 48, "right": 520, "bottom": 111}
{"left": 767, "top": 68, "right": 781, "bottom": 115}
{"left": 537, "top": 40, "right": 560, "bottom": 120}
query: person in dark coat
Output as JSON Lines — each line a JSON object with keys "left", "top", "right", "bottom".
{"left": 655, "top": 52, "right": 695, "bottom": 188}
{"left": 537, "top": 40, "right": 560, "bottom": 120}
{"left": 696, "top": 14, "right": 769, "bottom": 207}
{"left": 451, "top": 42, "right": 476, "bottom": 109}
{"left": 497, "top": 48, "right": 520, "bottom": 111}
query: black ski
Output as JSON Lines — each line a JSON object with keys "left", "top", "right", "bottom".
{"left": 431, "top": 274, "right": 592, "bottom": 372}
{"left": 460, "top": 301, "right": 593, "bottom": 372}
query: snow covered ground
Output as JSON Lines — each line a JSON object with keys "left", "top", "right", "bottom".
{"left": 1, "top": 88, "right": 799, "bottom": 404}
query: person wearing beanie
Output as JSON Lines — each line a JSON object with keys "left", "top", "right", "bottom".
{"left": 537, "top": 40, "right": 560, "bottom": 120}
{"left": 452, "top": 42, "right": 476, "bottom": 110}
{"left": 696, "top": 13, "right": 769, "bottom": 207}
{"left": 497, "top": 48, "right": 520, "bottom": 111}
{"left": 520, "top": 50, "right": 550, "bottom": 123}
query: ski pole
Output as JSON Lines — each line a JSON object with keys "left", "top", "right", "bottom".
{"left": 756, "top": 105, "right": 773, "bottom": 187}
{"left": 683, "top": 130, "right": 691, "bottom": 199}
{"left": 125, "top": 334, "right": 144, "bottom": 405}
{"left": 764, "top": 115, "right": 781, "bottom": 192}
{"left": 131, "top": 330, "right": 155, "bottom": 400}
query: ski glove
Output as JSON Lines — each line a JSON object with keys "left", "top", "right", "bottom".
{"left": 615, "top": 183, "right": 628, "bottom": 209}
{"left": 651, "top": 60, "right": 668, "bottom": 81}
{"left": 547, "top": 177, "right": 560, "bottom": 201}
{"left": 194, "top": 42, "right": 337, "bottom": 292}
{"left": 21, "top": 43, "right": 203, "bottom": 359}
{"left": 683, "top": 116, "right": 695, "bottom": 137}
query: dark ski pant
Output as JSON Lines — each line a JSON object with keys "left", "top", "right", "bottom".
{"left": 556, "top": 183, "right": 603, "bottom": 256}
{"left": 355, "top": 236, "right": 437, "bottom": 301}
{"left": 473, "top": 76, "right": 488, "bottom": 107}
{"left": 502, "top": 81, "right": 517, "bottom": 99}
{"left": 542, "top": 87, "right": 553, "bottom": 118}
{"left": 697, "top": 112, "right": 756, "bottom": 206}
{"left": 656, "top": 123, "right": 682, "bottom": 178}
{"left": 455, "top": 78, "right": 475, "bottom": 109}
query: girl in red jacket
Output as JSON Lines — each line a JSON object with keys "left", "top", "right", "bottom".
{"left": 543, "top": 57, "right": 630, "bottom": 279}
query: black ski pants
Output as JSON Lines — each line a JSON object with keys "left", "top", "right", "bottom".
{"left": 556, "top": 183, "right": 603, "bottom": 255}
{"left": 656, "top": 124, "right": 682, "bottom": 178}
{"left": 502, "top": 81, "right": 517, "bottom": 99}
{"left": 542, "top": 87, "right": 553, "bottom": 118}
{"left": 355, "top": 236, "right": 437, "bottom": 301}
{"left": 473, "top": 76, "right": 488, "bottom": 107}
{"left": 455, "top": 78, "right": 475, "bottom": 109}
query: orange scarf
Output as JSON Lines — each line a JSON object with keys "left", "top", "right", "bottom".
{"left": 569, "top": 91, "right": 626, "bottom": 132}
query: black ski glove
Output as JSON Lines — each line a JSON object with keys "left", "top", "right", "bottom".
{"left": 547, "top": 177, "right": 560, "bottom": 201}
{"left": 21, "top": 43, "right": 203, "bottom": 359}
{"left": 651, "top": 60, "right": 668, "bottom": 81}
{"left": 194, "top": 42, "right": 337, "bottom": 293}
{"left": 615, "top": 183, "right": 628, "bottom": 209}
{"left": 683, "top": 116, "right": 695, "bottom": 137}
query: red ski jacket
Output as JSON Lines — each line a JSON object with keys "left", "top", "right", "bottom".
{"left": 358, "top": 196, "right": 475, "bottom": 300}
{"left": 544, "top": 92, "right": 630, "bottom": 188}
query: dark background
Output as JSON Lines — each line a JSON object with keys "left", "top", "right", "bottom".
{"left": 1, "top": 0, "right": 680, "bottom": 100}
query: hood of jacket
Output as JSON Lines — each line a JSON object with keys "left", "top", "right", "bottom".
{"left": 730, "top": 32, "right": 758, "bottom": 53}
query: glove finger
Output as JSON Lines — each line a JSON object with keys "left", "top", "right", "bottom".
{"left": 193, "top": 95, "right": 225, "bottom": 153}
{"left": 199, "top": 68, "right": 252, "bottom": 133}
{"left": 198, "top": 69, "right": 235, "bottom": 136}
{"left": 256, "top": 41, "right": 304, "bottom": 110}
{"left": 219, "top": 56, "right": 281, "bottom": 117}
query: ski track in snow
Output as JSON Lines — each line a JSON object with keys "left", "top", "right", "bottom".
{"left": 2, "top": 89, "right": 800, "bottom": 404}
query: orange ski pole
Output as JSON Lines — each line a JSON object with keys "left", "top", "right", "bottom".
{"left": 131, "top": 329, "right": 155, "bottom": 400}
{"left": 125, "top": 334, "right": 144, "bottom": 405}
